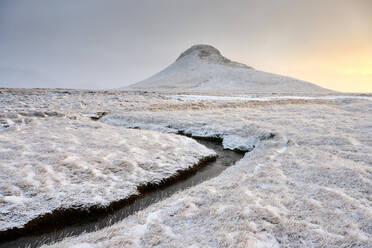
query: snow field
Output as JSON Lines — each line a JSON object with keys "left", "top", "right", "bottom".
{"left": 44, "top": 98, "right": 372, "bottom": 247}
{"left": 0, "top": 117, "right": 216, "bottom": 231}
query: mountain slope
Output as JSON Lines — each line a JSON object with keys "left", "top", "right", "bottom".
{"left": 125, "top": 44, "right": 332, "bottom": 93}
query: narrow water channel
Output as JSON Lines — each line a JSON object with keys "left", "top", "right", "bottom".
{"left": 0, "top": 137, "right": 244, "bottom": 248}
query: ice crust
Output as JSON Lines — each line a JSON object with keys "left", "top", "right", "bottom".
{"left": 0, "top": 89, "right": 371, "bottom": 247}
{"left": 171, "top": 94, "right": 372, "bottom": 102}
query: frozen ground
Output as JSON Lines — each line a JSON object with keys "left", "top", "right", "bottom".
{"left": 170, "top": 94, "right": 372, "bottom": 102}
{"left": 0, "top": 110, "right": 215, "bottom": 231}
{"left": 0, "top": 89, "right": 371, "bottom": 247}
{"left": 47, "top": 97, "right": 371, "bottom": 248}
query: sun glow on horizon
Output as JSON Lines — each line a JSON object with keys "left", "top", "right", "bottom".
{"left": 298, "top": 46, "right": 372, "bottom": 93}
{"left": 240, "top": 41, "right": 372, "bottom": 93}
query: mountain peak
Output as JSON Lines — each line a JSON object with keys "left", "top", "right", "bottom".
{"left": 176, "top": 44, "right": 252, "bottom": 69}
{"left": 177, "top": 44, "right": 221, "bottom": 60}
{"left": 125, "top": 44, "right": 332, "bottom": 93}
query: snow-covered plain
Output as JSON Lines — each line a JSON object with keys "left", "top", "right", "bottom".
{"left": 170, "top": 94, "right": 372, "bottom": 102}
{"left": 45, "top": 95, "right": 372, "bottom": 248}
{"left": 0, "top": 106, "right": 216, "bottom": 231}
{"left": 0, "top": 88, "right": 371, "bottom": 247}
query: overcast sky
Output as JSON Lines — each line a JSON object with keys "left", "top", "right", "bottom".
{"left": 0, "top": 0, "right": 371, "bottom": 92}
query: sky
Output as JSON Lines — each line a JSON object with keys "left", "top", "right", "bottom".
{"left": 0, "top": 0, "right": 371, "bottom": 92}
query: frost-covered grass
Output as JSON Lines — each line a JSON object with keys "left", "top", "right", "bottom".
{"left": 0, "top": 117, "right": 215, "bottom": 231}
{"left": 40, "top": 94, "right": 371, "bottom": 247}
{"left": 0, "top": 89, "right": 371, "bottom": 247}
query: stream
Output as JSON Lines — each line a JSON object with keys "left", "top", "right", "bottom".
{"left": 1, "top": 137, "right": 245, "bottom": 248}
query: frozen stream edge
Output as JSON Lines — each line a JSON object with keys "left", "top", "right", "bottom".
{"left": 0, "top": 133, "right": 248, "bottom": 248}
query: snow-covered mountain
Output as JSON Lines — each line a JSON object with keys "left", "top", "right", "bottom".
{"left": 125, "top": 44, "right": 332, "bottom": 93}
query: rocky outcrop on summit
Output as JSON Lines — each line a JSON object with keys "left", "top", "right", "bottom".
{"left": 176, "top": 45, "right": 252, "bottom": 69}
{"left": 125, "top": 44, "right": 332, "bottom": 93}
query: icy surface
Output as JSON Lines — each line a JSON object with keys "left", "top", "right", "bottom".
{"left": 171, "top": 94, "right": 372, "bottom": 102}
{"left": 126, "top": 44, "right": 332, "bottom": 93}
{"left": 33, "top": 91, "right": 371, "bottom": 248}
{"left": 0, "top": 117, "right": 215, "bottom": 231}
{"left": 0, "top": 89, "right": 371, "bottom": 247}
